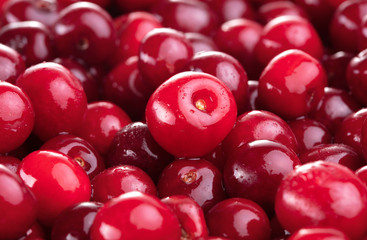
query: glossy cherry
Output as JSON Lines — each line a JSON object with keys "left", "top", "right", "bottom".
{"left": 224, "top": 140, "right": 300, "bottom": 214}
{"left": 0, "top": 43, "right": 25, "bottom": 84}
{"left": 138, "top": 28, "right": 194, "bottom": 87}
{"left": 106, "top": 122, "right": 173, "bottom": 182}
{"left": 206, "top": 198, "right": 271, "bottom": 240}
{"left": 288, "top": 227, "right": 350, "bottom": 240}
{"left": 184, "top": 32, "right": 219, "bottom": 54}
{"left": 145, "top": 72, "right": 237, "bottom": 157}
{"left": 346, "top": 49, "right": 367, "bottom": 106}
{"left": 258, "top": 49, "right": 327, "bottom": 119}
{"left": 17, "top": 150, "right": 91, "bottom": 226}
{"left": 40, "top": 134, "right": 105, "bottom": 179}
{"left": 91, "top": 165, "right": 157, "bottom": 203}
{"left": 275, "top": 161, "right": 367, "bottom": 239}
{"left": 51, "top": 201, "right": 103, "bottom": 240}
{"left": 0, "top": 164, "right": 38, "bottom": 240}
{"left": 90, "top": 191, "right": 181, "bottom": 240}
{"left": 16, "top": 62, "right": 88, "bottom": 141}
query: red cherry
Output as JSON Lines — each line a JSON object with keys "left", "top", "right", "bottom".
{"left": 275, "top": 161, "right": 367, "bottom": 239}
{"left": 145, "top": 72, "right": 237, "bottom": 157}
{"left": 258, "top": 1, "right": 308, "bottom": 24}
{"left": 0, "top": 43, "right": 25, "bottom": 84}
{"left": 258, "top": 49, "right": 327, "bottom": 119}
{"left": 0, "top": 164, "right": 38, "bottom": 240}
{"left": 90, "top": 191, "right": 182, "bottom": 240}
{"left": 210, "top": 0, "right": 256, "bottom": 23}
{"left": 288, "top": 227, "right": 350, "bottom": 240}
{"left": 18, "top": 222, "right": 46, "bottom": 240}
{"left": 0, "top": 156, "right": 21, "bottom": 173}
{"left": 17, "top": 150, "right": 91, "bottom": 226}
{"left": 346, "top": 49, "right": 367, "bottom": 106}
{"left": 16, "top": 62, "right": 88, "bottom": 141}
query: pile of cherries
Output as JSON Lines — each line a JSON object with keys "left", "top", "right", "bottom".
{"left": 2, "top": 0, "right": 367, "bottom": 239}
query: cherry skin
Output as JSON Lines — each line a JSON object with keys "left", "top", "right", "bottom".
{"left": 161, "top": 195, "right": 209, "bottom": 239}
{"left": 0, "top": 43, "right": 25, "bottom": 84}
{"left": 0, "top": 21, "right": 54, "bottom": 67}
{"left": 0, "top": 156, "right": 21, "bottom": 173}
{"left": 288, "top": 117, "right": 332, "bottom": 153}
{"left": 138, "top": 28, "right": 194, "bottom": 88}
{"left": 0, "top": 81, "right": 34, "bottom": 154}
{"left": 184, "top": 32, "right": 219, "bottom": 54}
{"left": 52, "top": 2, "right": 116, "bottom": 65}
{"left": 258, "top": 49, "right": 327, "bottom": 119}
{"left": 0, "top": 164, "right": 38, "bottom": 240}
{"left": 346, "top": 49, "right": 367, "bottom": 106}
{"left": 51, "top": 201, "right": 103, "bottom": 240}
{"left": 222, "top": 110, "right": 298, "bottom": 156}
{"left": 257, "top": 1, "right": 308, "bottom": 24}
{"left": 288, "top": 227, "right": 350, "bottom": 240}
{"left": 106, "top": 122, "right": 174, "bottom": 182}
{"left": 90, "top": 191, "right": 182, "bottom": 240}
{"left": 114, "top": 0, "right": 158, "bottom": 12}
{"left": 76, "top": 101, "right": 131, "bottom": 156}
{"left": 275, "top": 161, "right": 367, "bottom": 239}
{"left": 299, "top": 143, "right": 365, "bottom": 171}
{"left": 18, "top": 222, "right": 46, "bottom": 240}
{"left": 16, "top": 62, "right": 88, "bottom": 141}
{"left": 223, "top": 140, "right": 300, "bottom": 214}
{"left": 158, "top": 159, "right": 226, "bottom": 212}
{"left": 17, "top": 150, "right": 91, "bottom": 226}
{"left": 185, "top": 50, "right": 249, "bottom": 114}
{"left": 210, "top": 0, "right": 256, "bottom": 23}
{"left": 206, "top": 198, "right": 271, "bottom": 240}
{"left": 145, "top": 72, "right": 237, "bottom": 158}
{"left": 355, "top": 165, "right": 367, "bottom": 186}
{"left": 91, "top": 165, "right": 157, "bottom": 203}
{"left": 40, "top": 134, "right": 105, "bottom": 179}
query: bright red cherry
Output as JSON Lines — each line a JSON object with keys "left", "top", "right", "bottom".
{"left": 40, "top": 134, "right": 105, "bottom": 179}
{"left": 0, "top": 43, "right": 25, "bottom": 84}
{"left": 288, "top": 227, "right": 350, "bottom": 240}
{"left": 16, "top": 62, "right": 88, "bottom": 141}
{"left": 258, "top": 49, "right": 327, "bottom": 119}
{"left": 346, "top": 49, "right": 367, "bottom": 106}
{"left": 161, "top": 195, "right": 208, "bottom": 239}
{"left": 90, "top": 191, "right": 181, "bottom": 240}
{"left": 138, "top": 28, "right": 194, "bottom": 88}
{"left": 17, "top": 150, "right": 91, "bottom": 226}
{"left": 52, "top": 2, "right": 116, "bottom": 65}
{"left": 0, "top": 81, "right": 34, "bottom": 154}
{"left": 76, "top": 101, "right": 131, "bottom": 156}
{"left": 0, "top": 164, "right": 38, "bottom": 240}
{"left": 275, "top": 161, "right": 367, "bottom": 239}
{"left": 206, "top": 198, "right": 271, "bottom": 240}
{"left": 145, "top": 72, "right": 237, "bottom": 157}
{"left": 91, "top": 165, "right": 157, "bottom": 203}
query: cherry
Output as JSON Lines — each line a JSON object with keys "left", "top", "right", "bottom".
{"left": 138, "top": 28, "right": 194, "bottom": 88}
{"left": 161, "top": 195, "right": 209, "bottom": 239}
{"left": 18, "top": 222, "right": 47, "bottom": 240}
{"left": 0, "top": 43, "right": 25, "bottom": 84}
{"left": 223, "top": 139, "right": 300, "bottom": 214}
{"left": 0, "top": 156, "right": 21, "bottom": 173}
{"left": 258, "top": 49, "right": 327, "bottom": 119}
{"left": 40, "top": 134, "right": 105, "bottom": 179}
{"left": 52, "top": 2, "right": 116, "bottom": 65}
{"left": 210, "top": 0, "right": 256, "bottom": 23}
{"left": 223, "top": 110, "right": 299, "bottom": 155}
{"left": 51, "top": 201, "right": 103, "bottom": 240}
{"left": 288, "top": 227, "right": 350, "bottom": 240}
{"left": 0, "top": 81, "right": 34, "bottom": 154}
{"left": 185, "top": 50, "right": 249, "bottom": 114}
{"left": 106, "top": 122, "right": 174, "bottom": 182}
{"left": 0, "top": 21, "right": 54, "bottom": 66}
{"left": 145, "top": 72, "right": 237, "bottom": 157}
{"left": 258, "top": 1, "right": 308, "bottom": 24}
{"left": 91, "top": 165, "right": 157, "bottom": 203}
{"left": 184, "top": 32, "right": 219, "bottom": 54}
{"left": 206, "top": 198, "right": 271, "bottom": 240}
{"left": 90, "top": 191, "right": 182, "bottom": 240}
{"left": 275, "top": 161, "right": 367, "bottom": 239}
{"left": 0, "top": 164, "right": 38, "bottom": 240}
{"left": 346, "top": 49, "right": 367, "bottom": 106}
{"left": 17, "top": 150, "right": 91, "bottom": 226}
{"left": 16, "top": 62, "right": 88, "bottom": 141}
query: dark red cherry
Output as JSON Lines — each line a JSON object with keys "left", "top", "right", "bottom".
{"left": 258, "top": 1, "right": 308, "bottom": 24}
{"left": 299, "top": 143, "right": 365, "bottom": 171}
{"left": 206, "top": 198, "right": 271, "bottom": 240}
{"left": 51, "top": 201, "right": 103, "bottom": 240}
{"left": 90, "top": 191, "right": 182, "bottom": 240}
{"left": 16, "top": 62, "right": 88, "bottom": 141}
{"left": 0, "top": 164, "right": 38, "bottom": 240}
{"left": 106, "top": 122, "right": 174, "bottom": 182}
{"left": 223, "top": 140, "right": 300, "bottom": 214}
{"left": 52, "top": 2, "right": 116, "bottom": 65}
{"left": 275, "top": 161, "right": 367, "bottom": 239}
{"left": 184, "top": 32, "right": 219, "bottom": 54}
{"left": 288, "top": 227, "right": 350, "bottom": 240}
{"left": 158, "top": 159, "right": 226, "bottom": 212}
{"left": 0, "top": 156, "right": 21, "bottom": 173}
{"left": 0, "top": 21, "right": 54, "bottom": 66}
{"left": 40, "top": 134, "right": 105, "bottom": 179}
{"left": 0, "top": 43, "right": 25, "bottom": 84}
{"left": 91, "top": 165, "right": 157, "bottom": 203}
{"left": 346, "top": 49, "right": 367, "bottom": 106}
